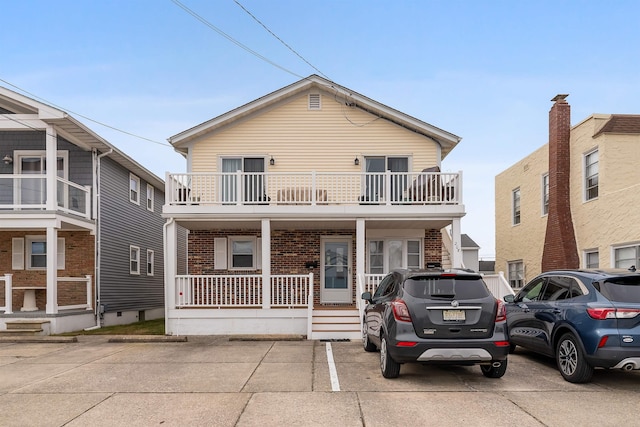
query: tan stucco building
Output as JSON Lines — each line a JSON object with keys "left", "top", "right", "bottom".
{"left": 496, "top": 96, "right": 640, "bottom": 288}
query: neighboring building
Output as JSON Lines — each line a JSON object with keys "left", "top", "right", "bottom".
{"left": 495, "top": 94, "right": 640, "bottom": 288}
{"left": 461, "top": 233, "right": 480, "bottom": 272}
{"left": 163, "top": 75, "right": 467, "bottom": 339}
{"left": 0, "top": 86, "right": 165, "bottom": 334}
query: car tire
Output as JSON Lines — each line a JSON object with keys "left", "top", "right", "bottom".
{"left": 362, "top": 320, "right": 376, "bottom": 352}
{"left": 481, "top": 358, "right": 508, "bottom": 378}
{"left": 380, "top": 335, "right": 401, "bottom": 378}
{"left": 556, "top": 333, "right": 593, "bottom": 383}
{"left": 509, "top": 343, "right": 517, "bottom": 354}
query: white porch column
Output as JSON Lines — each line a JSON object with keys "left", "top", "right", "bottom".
{"left": 450, "top": 218, "right": 463, "bottom": 268}
{"left": 46, "top": 226, "right": 58, "bottom": 314}
{"left": 261, "top": 219, "right": 271, "bottom": 309}
{"left": 356, "top": 218, "right": 365, "bottom": 293}
{"left": 46, "top": 125, "right": 57, "bottom": 211}
{"left": 163, "top": 219, "right": 177, "bottom": 330}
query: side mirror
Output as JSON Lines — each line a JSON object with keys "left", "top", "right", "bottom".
{"left": 361, "top": 291, "right": 372, "bottom": 302}
{"left": 503, "top": 294, "right": 515, "bottom": 303}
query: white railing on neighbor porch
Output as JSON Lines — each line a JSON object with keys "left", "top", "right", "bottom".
{"left": 0, "top": 174, "right": 91, "bottom": 219}
{"left": 482, "top": 272, "right": 515, "bottom": 299}
{"left": 356, "top": 273, "right": 385, "bottom": 322}
{"left": 167, "top": 170, "right": 461, "bottom": 206}
{"left": 0, "top": 274, "right": 93, "bottom": 314}
{"left": 175, "top": 274, "right": 312, "bottom": 308}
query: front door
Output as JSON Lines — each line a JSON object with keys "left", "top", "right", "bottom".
{"left": 321, "top": 238, "right": 352, "bottom": 303}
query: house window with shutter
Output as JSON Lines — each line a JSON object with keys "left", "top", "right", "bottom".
{"left": 308, "top": 93, "right": 321, "bottom": 110}
{"left": 15, "top": 236, "right": 65, "bottom": 270}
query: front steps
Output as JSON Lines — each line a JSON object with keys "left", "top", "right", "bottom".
{"left": 310, "top": 308, "right": 361, "bottom": 340}
{"left": 0, "top": 320, "right": 51, "bottom": 336}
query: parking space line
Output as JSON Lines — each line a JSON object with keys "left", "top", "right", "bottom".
{"left": 325, "top": 343, "right": 341, "bottom": 391}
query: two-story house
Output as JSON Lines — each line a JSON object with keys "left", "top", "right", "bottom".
{"left": 0, "top": 85, "right": 165, "bottom": 334}
{"left": 163, "top": 75, "right": 468, "bottom": 339}
{"left": 496, "top": 94, "right": 640, "bottom": 288}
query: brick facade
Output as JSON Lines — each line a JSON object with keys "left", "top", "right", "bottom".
{"left": 0, "top": 231, "right": 95, "bottom": 310}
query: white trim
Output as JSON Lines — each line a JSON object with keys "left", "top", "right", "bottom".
{"left": 130, "top": 245, "right": 140, "bottom": 275}
{"left": 146, "top": 183, "right": 154, "bottom": 212}
{"left": 147, "top": 249, "right": 155, "bottom": 276}
{"left": 228, "top": 236, "right": 257, "bottom": 271}
{"left": 583, "top": 148, "right": 599, "bottom": 202}
{"left": 129, "top": 173, "right": 141, "bottom": 205}
{"left": 512, "top": 187, "right": 521, "bottom": 225}
{"left": 320, "top": 236, "right": 352, "bottom": 304}
{"left": 541, "top": 172, "right": 549, "bottom": 216}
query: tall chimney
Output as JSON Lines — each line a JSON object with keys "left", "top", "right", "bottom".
{"left": 541, "top": 94, "right": 580, "bottom": 272}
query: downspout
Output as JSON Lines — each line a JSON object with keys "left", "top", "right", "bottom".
{"left": 85, "top": 148, "right": 112, "bottom": 331}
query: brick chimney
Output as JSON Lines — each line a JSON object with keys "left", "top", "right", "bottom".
{"left": 541, "top": 94, "right": 580, "bottom": 272}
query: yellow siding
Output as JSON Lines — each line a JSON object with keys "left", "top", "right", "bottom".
{"left": 191, "top": 89, "right": 439, "bottom": 173}
{"left": 495, "top": 145, "right": 548, "bottom": 280}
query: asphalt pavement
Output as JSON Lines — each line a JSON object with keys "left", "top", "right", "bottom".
{"left": 1, "top": 335, "right": 639, "bottom": 427}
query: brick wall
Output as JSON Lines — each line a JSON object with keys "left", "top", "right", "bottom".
{"left": 0, "top": 231, "right": 95, "bottom": 310}
{"left": 541, "top": 96, "right": 580, "bottom": 271}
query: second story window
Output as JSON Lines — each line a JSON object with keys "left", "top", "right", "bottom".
{"left": 146, "top": 184, "right": 154, "bottom": 211}
{"left": 542, "top": 173, "right": 549, "bottom": 215}
{"left": 364, "top": 156, "right": 409, "bottom": 202}
{"left": 130, "top": 174, "right": 140, "bottom": 205}
{"left": 130, "top": 245, "right": 140, "bottom": 275}
{"left": 221, "top": 157, "right": 265, "bottom": 203}
{"left": 512, "top": 188, "right": 521, "bottom": 225}
{"left": 585, "top": 149, "right": 598, "bottom": 201}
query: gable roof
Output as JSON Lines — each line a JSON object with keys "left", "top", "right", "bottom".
{"left": 461, "top": 233, "right": 480, "bottom": 249}
{"left": 594, "top": 114, "right": 640, "bottom": 137}
{"left": 168, "top": 75, "right": 462, "bottom": 158}
{"left": 0, "top": 86, "right": 163, "bottom": 189}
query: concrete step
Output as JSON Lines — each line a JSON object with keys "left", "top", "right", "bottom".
{"left": 1, "top": 320, "right": 51, "bottom": 336}
{"left": 310, "top": 309, "right": 360, "bottom": 340}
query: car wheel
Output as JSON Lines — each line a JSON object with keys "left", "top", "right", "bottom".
{"left": 481, "top": 358, "right": 508, "bottom": 378}
{"left": 380, "top": 335, "right": 401, "bottom": 378}
{"left": 556, "top": 333, "right": 593, "bottom": 383}
{"left": 362, "top": 320, "right": 376, "bottom": 352}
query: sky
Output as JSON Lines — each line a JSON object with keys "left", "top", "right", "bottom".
{"left": 4, "top": 0, "right": 640, "bottom": 260}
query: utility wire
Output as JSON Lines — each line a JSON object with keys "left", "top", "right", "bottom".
{"left": 232, "top": 0, "right": 330, "bottom": 81}
{"left": 0, "top": 77, "right": 171, "bottom": 147}
{"left": 171, "top": 0, "right": 305, "bottom": 79}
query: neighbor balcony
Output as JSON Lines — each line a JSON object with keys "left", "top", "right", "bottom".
{"left": 0, "top": 174, "right": 91, "bottom": 219}
{"left": 166, "top": 170, "right": 462, "bottom": 207}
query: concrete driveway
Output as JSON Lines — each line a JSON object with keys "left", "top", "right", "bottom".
{"left": 0, "top": 336, "right": 638, "bottom": 427}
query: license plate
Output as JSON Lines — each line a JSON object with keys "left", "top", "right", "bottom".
{"left": 443, "top": 309, "right": 465, "bottom": 321}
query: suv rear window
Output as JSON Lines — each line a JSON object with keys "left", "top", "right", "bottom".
{"left": 599, "top": 276, "right": 640, "bottom": 303}
{"left": 403, "top": 276, "right": 491, "bottom": 299}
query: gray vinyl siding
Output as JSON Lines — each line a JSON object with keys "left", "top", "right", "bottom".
{"left": 0, "top": 131, "right": 93, "bottom": 205}
{"left": 98, "top": 156, "right": 165, "bottom": 312}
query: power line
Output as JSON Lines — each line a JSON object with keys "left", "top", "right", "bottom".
{"left": 0, "top": 77, "right": 171, "bottom": 147}
{"left": 171, "top": 0, "right": 305, "bottom": 79}
{"left": 232, "top": 0, "right": 330, "bottom": 81}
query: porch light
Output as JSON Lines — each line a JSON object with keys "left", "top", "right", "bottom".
{"left": 354, "top": 157, "right": 359, "bottom": 166}
{"left": 270, "top": 156, "right": 275, "bottom": 166}
{"left": 3, "top": 154, "right": 12, "bottom": 165}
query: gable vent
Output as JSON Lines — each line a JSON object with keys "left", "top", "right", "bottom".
{"left": 308, "top": 93, "right": 321, "bottom": 110}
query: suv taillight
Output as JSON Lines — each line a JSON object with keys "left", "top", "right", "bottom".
{"left": 495, "top": 299, "right": 506, "bottom": 322}
{"left": 391, "top": 299, "right": 412, "bottom": 322}
{"left": 587, "top": 308, "right": 640, "bottom": 320}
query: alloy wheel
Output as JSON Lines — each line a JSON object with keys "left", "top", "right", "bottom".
{"left": 558, "top": 338, "right": 578, "bottom": 376}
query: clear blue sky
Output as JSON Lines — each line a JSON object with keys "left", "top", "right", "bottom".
{"left": 4, "top": 0, "right": 640, "bottom": 260}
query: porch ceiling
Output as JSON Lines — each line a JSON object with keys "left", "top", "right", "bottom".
{"left": 175, "top": 218, "right": 451, "bottom": 231}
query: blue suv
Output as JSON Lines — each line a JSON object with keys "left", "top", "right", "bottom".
{"left": 504, "top": 269, "right": 640, "bottom": 383}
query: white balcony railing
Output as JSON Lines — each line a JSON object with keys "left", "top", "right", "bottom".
{"left": 0, "top": 274, "right": 93, "bottom": 314}
{"left": 175, "top": 273, "right": 313, "bottom": 308}
{"left": 166, "top": 170, "right": 462, "bottom": 207}
{"left": 0, "top": 174, "right": 91, "bottom": 219}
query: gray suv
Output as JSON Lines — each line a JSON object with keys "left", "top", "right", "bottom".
{"left": 361, "top": 268, "right": 510, "bottom": 378}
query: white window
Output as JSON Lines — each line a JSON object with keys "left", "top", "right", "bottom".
{"left": 146, "top": 184, "right": 154, "bottom": 211}
{"left": 367, "top": 239, "right": 422, "bottom": 273}
{"left": 15, "top": 150, "right": 68, "bottom": 207}
{"left": 585, "top": 251, "right": 599, "bottom": 269}
{"left": 229, "top": 237, "right": 256, "bottom": 270}
{"left": 363, "top": 156, "right": 410, "bottom": 202}
{"left": 21, "top": 236, "right": 65, "bottom": 270}
{"left": 130, "top": 174, "right": 141, "bottom": 204}
{"left": 585, "top": 149, "right": 599, "bottom": 201}
{"left": 512, "top": 188, "right": 521, "bottom": 225}
{"left": 542, "top": 173, "right": 549, "bottom": 216}
{"left": 130, "top": 245, "right": 140, "bottom": 275}
{"left": 614, "top": 245, "right": 639, "bottom": 269}
{"left": 508, "top": 261, "right": 524, "bottom": 289}
{"left": 147, "top": 249, "right": 154, "bottom": 276}
{"left": 220, "top": 157, "right": 266, "bottom": 203}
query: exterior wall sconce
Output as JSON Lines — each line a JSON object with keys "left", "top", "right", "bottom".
{"left": 354, "top": 157, "right": 360, "bottom": 166}
{"left": 3, "top": 154, "right": 12, "bottom": 165}
{"left": 270, "top": 156, "right": 275, "bottom": 166}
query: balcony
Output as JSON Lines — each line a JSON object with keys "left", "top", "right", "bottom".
{"left": 0, "top": 174, "right": 91, "bottom": 219}
{"left": 166, "top": 170, "right": 462, "bottom": 207}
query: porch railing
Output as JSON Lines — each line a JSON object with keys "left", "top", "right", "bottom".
{"left": 167, "top": 170, "right": 461, "bottom": 206}
{"left": 175, "top": 273, "right": 313, "bottom": 308}
{"left": 482, "top": 271, "right": 516, "bottom": 299}
{"left": 0, "top": 274, "right": 92, "bottom": 314}
{"left": 0, "top": 174, "right": 91, "bottom": 219}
